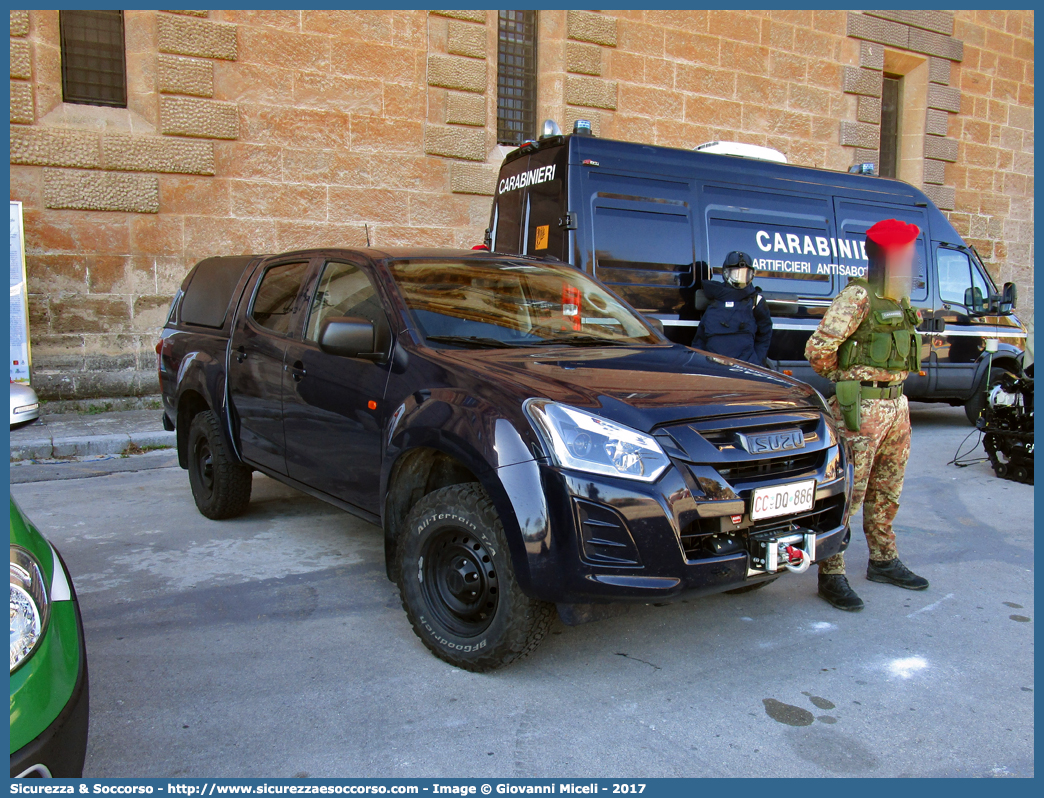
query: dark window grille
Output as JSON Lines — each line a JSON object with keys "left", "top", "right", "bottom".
{"left": 60, "top": 10, "right": 127, "bottom": 107}
{"left": 878, "top": 75, "right": 901, "bottom": 178}
{"left": 497, "top": 10, "right": 537, "bottom": 147}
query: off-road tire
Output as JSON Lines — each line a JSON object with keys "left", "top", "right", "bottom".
{"left": 396, "top": 483, "right": 555, "bottom": 672}
{"left": 965, "top": 365, "right": 1016, "bottom": 425}
{"left": 187, "top": 410, "right": 252, "bottom": 520}
{"left": 724, "top": 577, "right": 778, "bottom": 595}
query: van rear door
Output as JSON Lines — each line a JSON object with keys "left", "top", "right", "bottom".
{"left": 832, "top": 197, "right": 932, "bottom": 397}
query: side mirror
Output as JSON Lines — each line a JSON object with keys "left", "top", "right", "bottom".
{"left": 964, "top": 286, "right": 986, "bottom": 315}
{"left": 1000, "top": 282, "right": 1017, "bottom": 314}
{"left": 318, "top": 316, "right": 382, "bottom": 361}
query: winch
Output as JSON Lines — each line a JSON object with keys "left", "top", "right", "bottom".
{"left": 747, "top": 530, "right": 816, "bottom": 575}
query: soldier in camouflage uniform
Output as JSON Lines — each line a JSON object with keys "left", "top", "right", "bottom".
{"left": 805, "top": 218, "right": 930, "bottom": 611}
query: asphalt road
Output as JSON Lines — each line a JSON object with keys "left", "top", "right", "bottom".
{"left": 10, "top": 403, "right": 1033, "bottom": 778}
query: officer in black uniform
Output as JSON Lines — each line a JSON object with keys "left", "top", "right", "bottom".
{"left": 693, "top": 251, "right": 773, "bottom": 365}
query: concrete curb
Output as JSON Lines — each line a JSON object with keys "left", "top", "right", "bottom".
{"left": 10, "top": 430, "right": 176, "bottom": 462}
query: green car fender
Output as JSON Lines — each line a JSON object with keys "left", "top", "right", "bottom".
{"left": 9, "top": 499, "right": 84, "bottom": 753}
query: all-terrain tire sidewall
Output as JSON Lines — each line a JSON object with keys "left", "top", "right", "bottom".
{"left": 397, "top": 483, "right": 553, "bottom": 672}
{"left": 187, "top": 410, "right": 252, "bottom": 520}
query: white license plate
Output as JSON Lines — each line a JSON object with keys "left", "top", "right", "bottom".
{"left": 750, "top": 479, "right": 817, "bottom": 521}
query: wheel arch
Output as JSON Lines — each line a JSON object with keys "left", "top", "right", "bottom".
{"left": 382, "top": 443, "right": 534, "bottom": 594}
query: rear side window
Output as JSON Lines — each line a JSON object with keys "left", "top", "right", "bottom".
{"left": 251, "top": 262, "right": 310, "bottom": 336}
{"left": 180, "top": 256, "right": 255, "bottom": 328}
{"left": 834, "top": 198, "right": 929, "bottom": 301}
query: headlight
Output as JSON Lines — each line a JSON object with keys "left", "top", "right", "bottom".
{"left": 524, "top": 400, "right": 670, "bottom": 482}
{"left": 11, "top": 546, "right": 49, "bottom": 673}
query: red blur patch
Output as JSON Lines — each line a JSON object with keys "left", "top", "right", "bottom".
{"left": 866, "top": 218, "right": 919, "bottom": 248}
{"left": 367, "top": 400, "right": 377, "bottom": 410}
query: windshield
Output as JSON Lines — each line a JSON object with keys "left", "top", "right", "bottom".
{"left": 386, "top": 259, "right": 661, "bottom": 348}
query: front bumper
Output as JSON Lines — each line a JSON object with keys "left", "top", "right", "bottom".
{"left": 10, "top": 552, "right": 89, "bottom": 778}
{"left": 512, "top": 441, "right": 851, "bottom": 605}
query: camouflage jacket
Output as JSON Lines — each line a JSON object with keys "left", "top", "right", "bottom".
{"left": 804, "top": 282, "right": 909, "bottom": 384}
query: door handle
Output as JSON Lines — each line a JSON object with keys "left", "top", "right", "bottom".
{"left": 235, "top": 346, "right": 247, "bottom": 363}
{"left": 291, "top": 360, "right": 306, "bottom": 382}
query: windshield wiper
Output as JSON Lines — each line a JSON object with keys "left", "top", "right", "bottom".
{"left": 424, "top": 335, "right": 522, "bottom": 349}
{"left": 530, "top": 335, "right": 631, "bottom": 347}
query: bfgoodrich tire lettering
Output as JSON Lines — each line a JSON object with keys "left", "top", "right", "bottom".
{"left": 187, "top": 410, "right": 252, "bottom": 519}
{"left": 396, "top": 483, "right": 555, "bottom": 672}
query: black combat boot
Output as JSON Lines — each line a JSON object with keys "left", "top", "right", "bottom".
{"left": 867, "top": 558, "right": 929, "bottom": 590}
{"left": 818, "top": 573, "right": 865, "bottom": 611}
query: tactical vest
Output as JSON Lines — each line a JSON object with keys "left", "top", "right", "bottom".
{"left": 699, "top": 291, "right": 761, "bottom": 338}
{"left": 837, "top": 278, "right": 922, "bottom": 373}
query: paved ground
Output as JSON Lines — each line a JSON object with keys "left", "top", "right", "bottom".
{"left": 10, "top": 403, "right": 1033, "bottom": 778}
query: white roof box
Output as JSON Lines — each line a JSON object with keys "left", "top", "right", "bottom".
{"left": 695, "top": 141, "right": 788, "bottom": 163}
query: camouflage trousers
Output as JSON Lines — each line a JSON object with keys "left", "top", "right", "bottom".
{"left": 819, "top": 394, "right": 911, "bottom": 575}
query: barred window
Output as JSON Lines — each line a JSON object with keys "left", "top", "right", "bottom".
{"left": 60, "top": 10, "right": 127, "bottom": 107}
{"left": 878, "top": 75, "right": 901, "bottom": 179}
{"left": 497, "top": 10, "right": 537, "bottom": 147}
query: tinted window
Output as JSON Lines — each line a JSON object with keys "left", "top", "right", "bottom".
{"left": 251, "top": 262, "right": 309, "bottom": 335}
{"left": 305, "top": 261, "right": 386, "bottom": 342}
{"left": 525, "top": 172, "right": 565, "bottom": 259}
{"left": 181, "top": 256, "right": 255, "bottom": 328}
{"left": 937, "top": 248, "right": 974, "bottom": 306}
{"left": 705, "top": 185, "right": 836, "bottom": 296}
{"left": 492, "top": 192, "right": 523, "bottom": 254}
{"left": 834, "top": 199, "right": 929, "bottom": 301}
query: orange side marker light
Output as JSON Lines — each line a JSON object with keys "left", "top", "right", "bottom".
{"left": 367, "top": 400, "right": 377, "bottom": 410}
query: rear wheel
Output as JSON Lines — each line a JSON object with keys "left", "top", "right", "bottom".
{"left": 187, "top": 410, "right": 252, "bottom": 519}
{"left": 396, "top": 483, "right": 555, "bottom": 672}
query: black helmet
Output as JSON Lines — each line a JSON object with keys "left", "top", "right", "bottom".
{"left": 722, "top": 250, "right": 755, "bottom": 289}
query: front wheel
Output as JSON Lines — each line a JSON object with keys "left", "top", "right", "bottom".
{"left": 396, "top": 483, "right": 555, "bottom": 672}
{"left": 187, "top": 410, "right": 252, "bottom": 519}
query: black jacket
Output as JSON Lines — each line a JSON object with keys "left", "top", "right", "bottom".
{"left": 692, "top": 280, "right": 773, "bottom": 365}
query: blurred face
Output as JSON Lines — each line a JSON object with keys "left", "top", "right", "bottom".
{"left": 882, "top": 242, "right": 915, "bottom": 300}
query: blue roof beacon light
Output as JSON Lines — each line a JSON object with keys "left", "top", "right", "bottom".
{"left": 848, "top": 162, "right": 876, "bottom": 175}
{"left": 573, "top": 119, "right": 593, "bottom": 136}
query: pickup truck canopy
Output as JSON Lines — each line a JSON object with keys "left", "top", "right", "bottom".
{"left": 180, "top": 256, "right": 260, "bottom": 329}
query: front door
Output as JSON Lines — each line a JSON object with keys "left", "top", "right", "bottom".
{"left": 227, "top": 259, "right": 313, "bottom": 475}
{"left": 282, "top": 258, "right": 392, "bottom": 513}
{"left": 932, "top": 245, "right": 995, "bottom": 395}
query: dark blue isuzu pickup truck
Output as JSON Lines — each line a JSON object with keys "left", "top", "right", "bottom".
{"left": 158, "top": 248, "right": 852, "bottom": 670}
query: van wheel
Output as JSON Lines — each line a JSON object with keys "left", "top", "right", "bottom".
{"left": 965, "top": 365, "right": 1015, "bottom": 425}
{"left": 724, "top": 578, "right": 778, "bottom": 595}
{"left": 396, "top": 483, "right": 555, "bottom": 672}
{"left": 187, "top": 410, "right": 252, "bottom": 519}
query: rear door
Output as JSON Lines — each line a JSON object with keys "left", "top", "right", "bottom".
{"left": 281, "top": 256, "right": 392, "bottom": 513}
{"left": 228, "top": 258, "right": 314, "bottom": 474}
{"left": 832, "top": 198, "right": 932, "bottom": 397}
{"left": 932, "top": 245, "right": 995, "bottom": 395}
